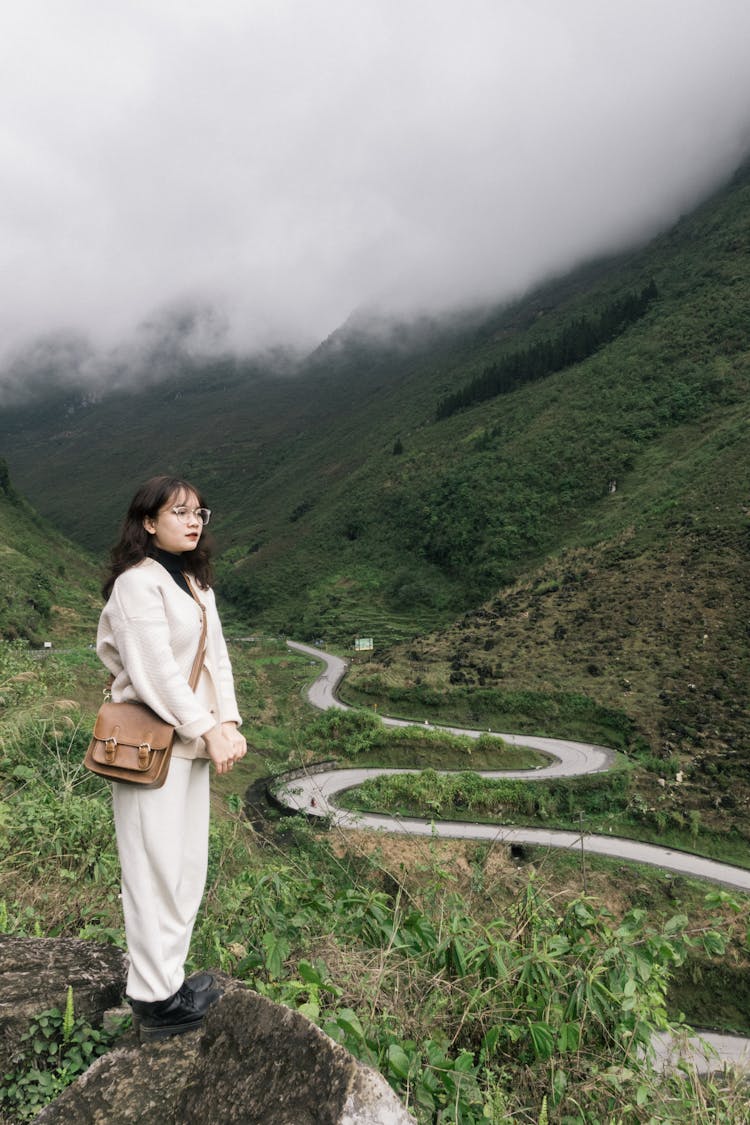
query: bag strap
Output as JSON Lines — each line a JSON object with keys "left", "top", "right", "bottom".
{"left": 184, "top": 575, "right": 207, "bottom": 691}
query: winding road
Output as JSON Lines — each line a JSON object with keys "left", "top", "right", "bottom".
{"left": 276, "top": 641, "right": 750, "bottom": 1072}
{"left": 281, "top": 642, "right": 750, "bottom": 894}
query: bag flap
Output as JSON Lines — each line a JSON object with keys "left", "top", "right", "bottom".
{"left": 93, "top": 700, "right": 174, "bottom": 751}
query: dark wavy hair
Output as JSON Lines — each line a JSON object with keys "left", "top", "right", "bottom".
{"left": 102, "top": 475, "right": 214, "bottom": 599}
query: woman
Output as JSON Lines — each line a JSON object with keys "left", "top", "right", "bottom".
{"left": 97, "top": 475, "right": 247, "bottom": 1041}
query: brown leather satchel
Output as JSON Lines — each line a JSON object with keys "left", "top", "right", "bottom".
{"left": 84, "top": 580, "right": 207, "bottom": 788}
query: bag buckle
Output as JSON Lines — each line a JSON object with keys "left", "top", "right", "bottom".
{"left": 104, "top": 737, "right": 118, "bottom": 764}
{"left": 138, "top": 743, "right": 152, "bottom": 769}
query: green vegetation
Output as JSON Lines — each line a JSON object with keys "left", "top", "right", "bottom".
{"left": 2, "top": 640, "right": 750, "bottom": 1121}
{"left": 341, "top": 678, "right": 638, "bottom": 750}
{"left": 0, "top": 458, "right": 100, "bottom": 644}
{"left": 339, "top": 768, "right": 750, "bottom": 868}
{"left": 298, "top": 705, "right": 551, "bottom": 771}
{"left": 0, "top": 988, "right": 126, "bottom": 1122}
{"left": 1, "top": 159, "right": 750, "bottom": 1119}
{"left": 435, "top": 280, "right": 658, "bottom": 419}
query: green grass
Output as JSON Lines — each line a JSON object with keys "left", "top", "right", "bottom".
{"left": 349, "top": 737, "right": 549, "bottom": 772}
{"left": 339, "top": 679, "right": 638, "bottom": 750}
{"left": 4, "top": 637, "right": 750, "bottom": 1121}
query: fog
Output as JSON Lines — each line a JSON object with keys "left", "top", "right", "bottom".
{"left": 2, "top": 0, "right": 750, "bottom": 376}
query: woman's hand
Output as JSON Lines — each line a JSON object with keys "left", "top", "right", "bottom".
{"left": 203, "top": 723, "right": 247, "bottom": 774}
{"left": 222, "top": 721, "right": 247, "bottom": 761}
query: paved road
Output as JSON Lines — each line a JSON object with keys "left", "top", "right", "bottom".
{"left": 652, "top": 1030, "right": 750, "bottom": 1073}
{"left": 284, "top": 642, "right": 750, "bottom": 893}
{"left": 288, "top": 642, "right": 349, "bottom": 711}
{"left": 287, "top": 641, "right": 615, "bottom": 777}
{"left": 282, "top": 641, "right": 750, "bottom": 1071}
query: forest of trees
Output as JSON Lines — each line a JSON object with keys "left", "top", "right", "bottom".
{"left": 436, "top": 280, "right": 658, "bottom": 420}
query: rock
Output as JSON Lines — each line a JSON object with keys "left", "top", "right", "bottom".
{"left": 33, "top": 1039, "right": 201, "bottom": 1124}
{"left": 0, "top": 935, "right": 127, "bottom": 1075}
{"left": 2, "top": 940, "right": 415, "bottom": 1124}
{"left": 182, "top": 989, "right": 416, "bottom": 1124}
{"left": 37, "top": 987, "right": 415, "bottom": 1124}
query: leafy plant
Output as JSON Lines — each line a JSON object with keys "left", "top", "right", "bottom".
{"left": 0, "top": 987, "right": 126, "bottom": 1121}
{"left": 190, "top": 809, "right": 744, "bottom": 1123}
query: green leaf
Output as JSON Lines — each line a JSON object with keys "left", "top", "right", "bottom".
{"left": 425, "top": 1039, "right": 450, "bottom": 1068}
{"left": 261, "top": 932, "right": 290, "bottom": 979}
{"left": 454, "top": 1050, "right": 476, "bottom": 1074}
{"left": 551, "top": 1067, "right": 567, "bottom": 1104}
{"left": 297, "top": 959, "right": 324, "bottom": 985}
{"left": 702, "top": 931, "right": 726, "bottom": 956}
{"left": 528, "top": 1021, "right": 554, "bottom": 1061}
{"left": 387, "top": 1043, "right": 413, "bottom": 1080}
{"left": 335, "top": 1008, "right": 365, "bottom": 1042}
{"left": 705, "top": 890, "right": 741, "bottom": 913}
{"left": 322, "top": 1021, "right": 345, "bottom": 1044}
{"left": 480, "top": 1025, "right": 501, "bottom": 1060}
{"left": 557, "top": 1022, "right": 580, "bottom": 1053}
{"left": 12, "top": 765, "right": 35, "bottom": 781}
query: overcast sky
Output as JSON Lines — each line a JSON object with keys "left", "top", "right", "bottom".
{"left": 2, "top": 0, "right": 750, "bottom": 367}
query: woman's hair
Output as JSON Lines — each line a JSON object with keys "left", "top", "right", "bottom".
{"left": 102, "top": 475, "right": 214, "bottom": 598}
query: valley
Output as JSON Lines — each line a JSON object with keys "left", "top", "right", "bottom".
{"left": 1, "top": 157, "right": 750, "bottom": 1122}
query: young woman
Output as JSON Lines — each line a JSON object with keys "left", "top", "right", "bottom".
{"left": 97, "top": 475, "right": 247, "bottom": 1040}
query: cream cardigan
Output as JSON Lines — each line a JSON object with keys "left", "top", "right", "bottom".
{"left": 96, "top": 558, "right": 241, "bottom": 760}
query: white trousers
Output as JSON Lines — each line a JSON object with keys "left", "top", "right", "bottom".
{"left": 112, "top": 756, "right": 210, "bottom": 1003}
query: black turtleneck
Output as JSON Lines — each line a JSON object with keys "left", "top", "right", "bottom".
{"left": 152, "top": 547, "right": 192, "bottom": 599}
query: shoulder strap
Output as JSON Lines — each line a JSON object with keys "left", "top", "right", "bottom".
{"left": 184, "top": 575, "right": 208, "bottom": 691}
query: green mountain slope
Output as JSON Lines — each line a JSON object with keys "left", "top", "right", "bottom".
{"left": 0, "top": 157, "right": 749, "bottom": 843}
{"left": 0, "top": 160, "right": 748, "bottom": 655}
{"left": 0, "top": 459, "right": 101, "bottom": 642}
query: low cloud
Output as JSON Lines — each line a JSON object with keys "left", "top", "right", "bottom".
{"left": 1, "top": 0, "right": 750, "bottom": 377}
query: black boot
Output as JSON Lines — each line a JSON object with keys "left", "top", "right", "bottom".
{"left": 185, "top": 971, "right": 219, "bottom": 994}
{"left": 129, "top": 980, "right": 221, "bottom": 1042}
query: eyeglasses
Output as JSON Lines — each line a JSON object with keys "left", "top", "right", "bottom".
{"left": 170, "top": 506, "right": 211, "bottom": 525}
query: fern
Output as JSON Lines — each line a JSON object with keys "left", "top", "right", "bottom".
{"left": 62, "top": 985, "right": 75, "bottom": 1043}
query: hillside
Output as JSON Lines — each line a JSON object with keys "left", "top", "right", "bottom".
{"left": 0, "top": 459, "right": 101, "bottom": 642}
{"left": 3, "top": 153, "right": 750, "bottom": 1121}
{"left": 0, "top": 164, "right": 748, "bottom": 651}
{"left": 0, "top": 160, "right": 748, "bottom": 687}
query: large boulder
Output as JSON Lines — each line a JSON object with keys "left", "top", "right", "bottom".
{"left": 1, "top": 938, "right": 415, "bottom": 1124}
{"left": 36, "top": 987, "right": 415, "bottom": 1124}
{"left": 0, "top": 935, "right": 127, "bottom": 1075}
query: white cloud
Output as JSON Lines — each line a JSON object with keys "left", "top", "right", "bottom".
{"left": 1, "top": 0, "right": 749, "bottom": 364}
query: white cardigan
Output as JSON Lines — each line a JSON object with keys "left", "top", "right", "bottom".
{"left": 96, "top": 558, "right": 241, "bottom": 760}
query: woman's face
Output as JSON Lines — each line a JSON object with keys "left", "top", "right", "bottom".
{"left": 144, "top": 490, "right": 204, "bottom": 554}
